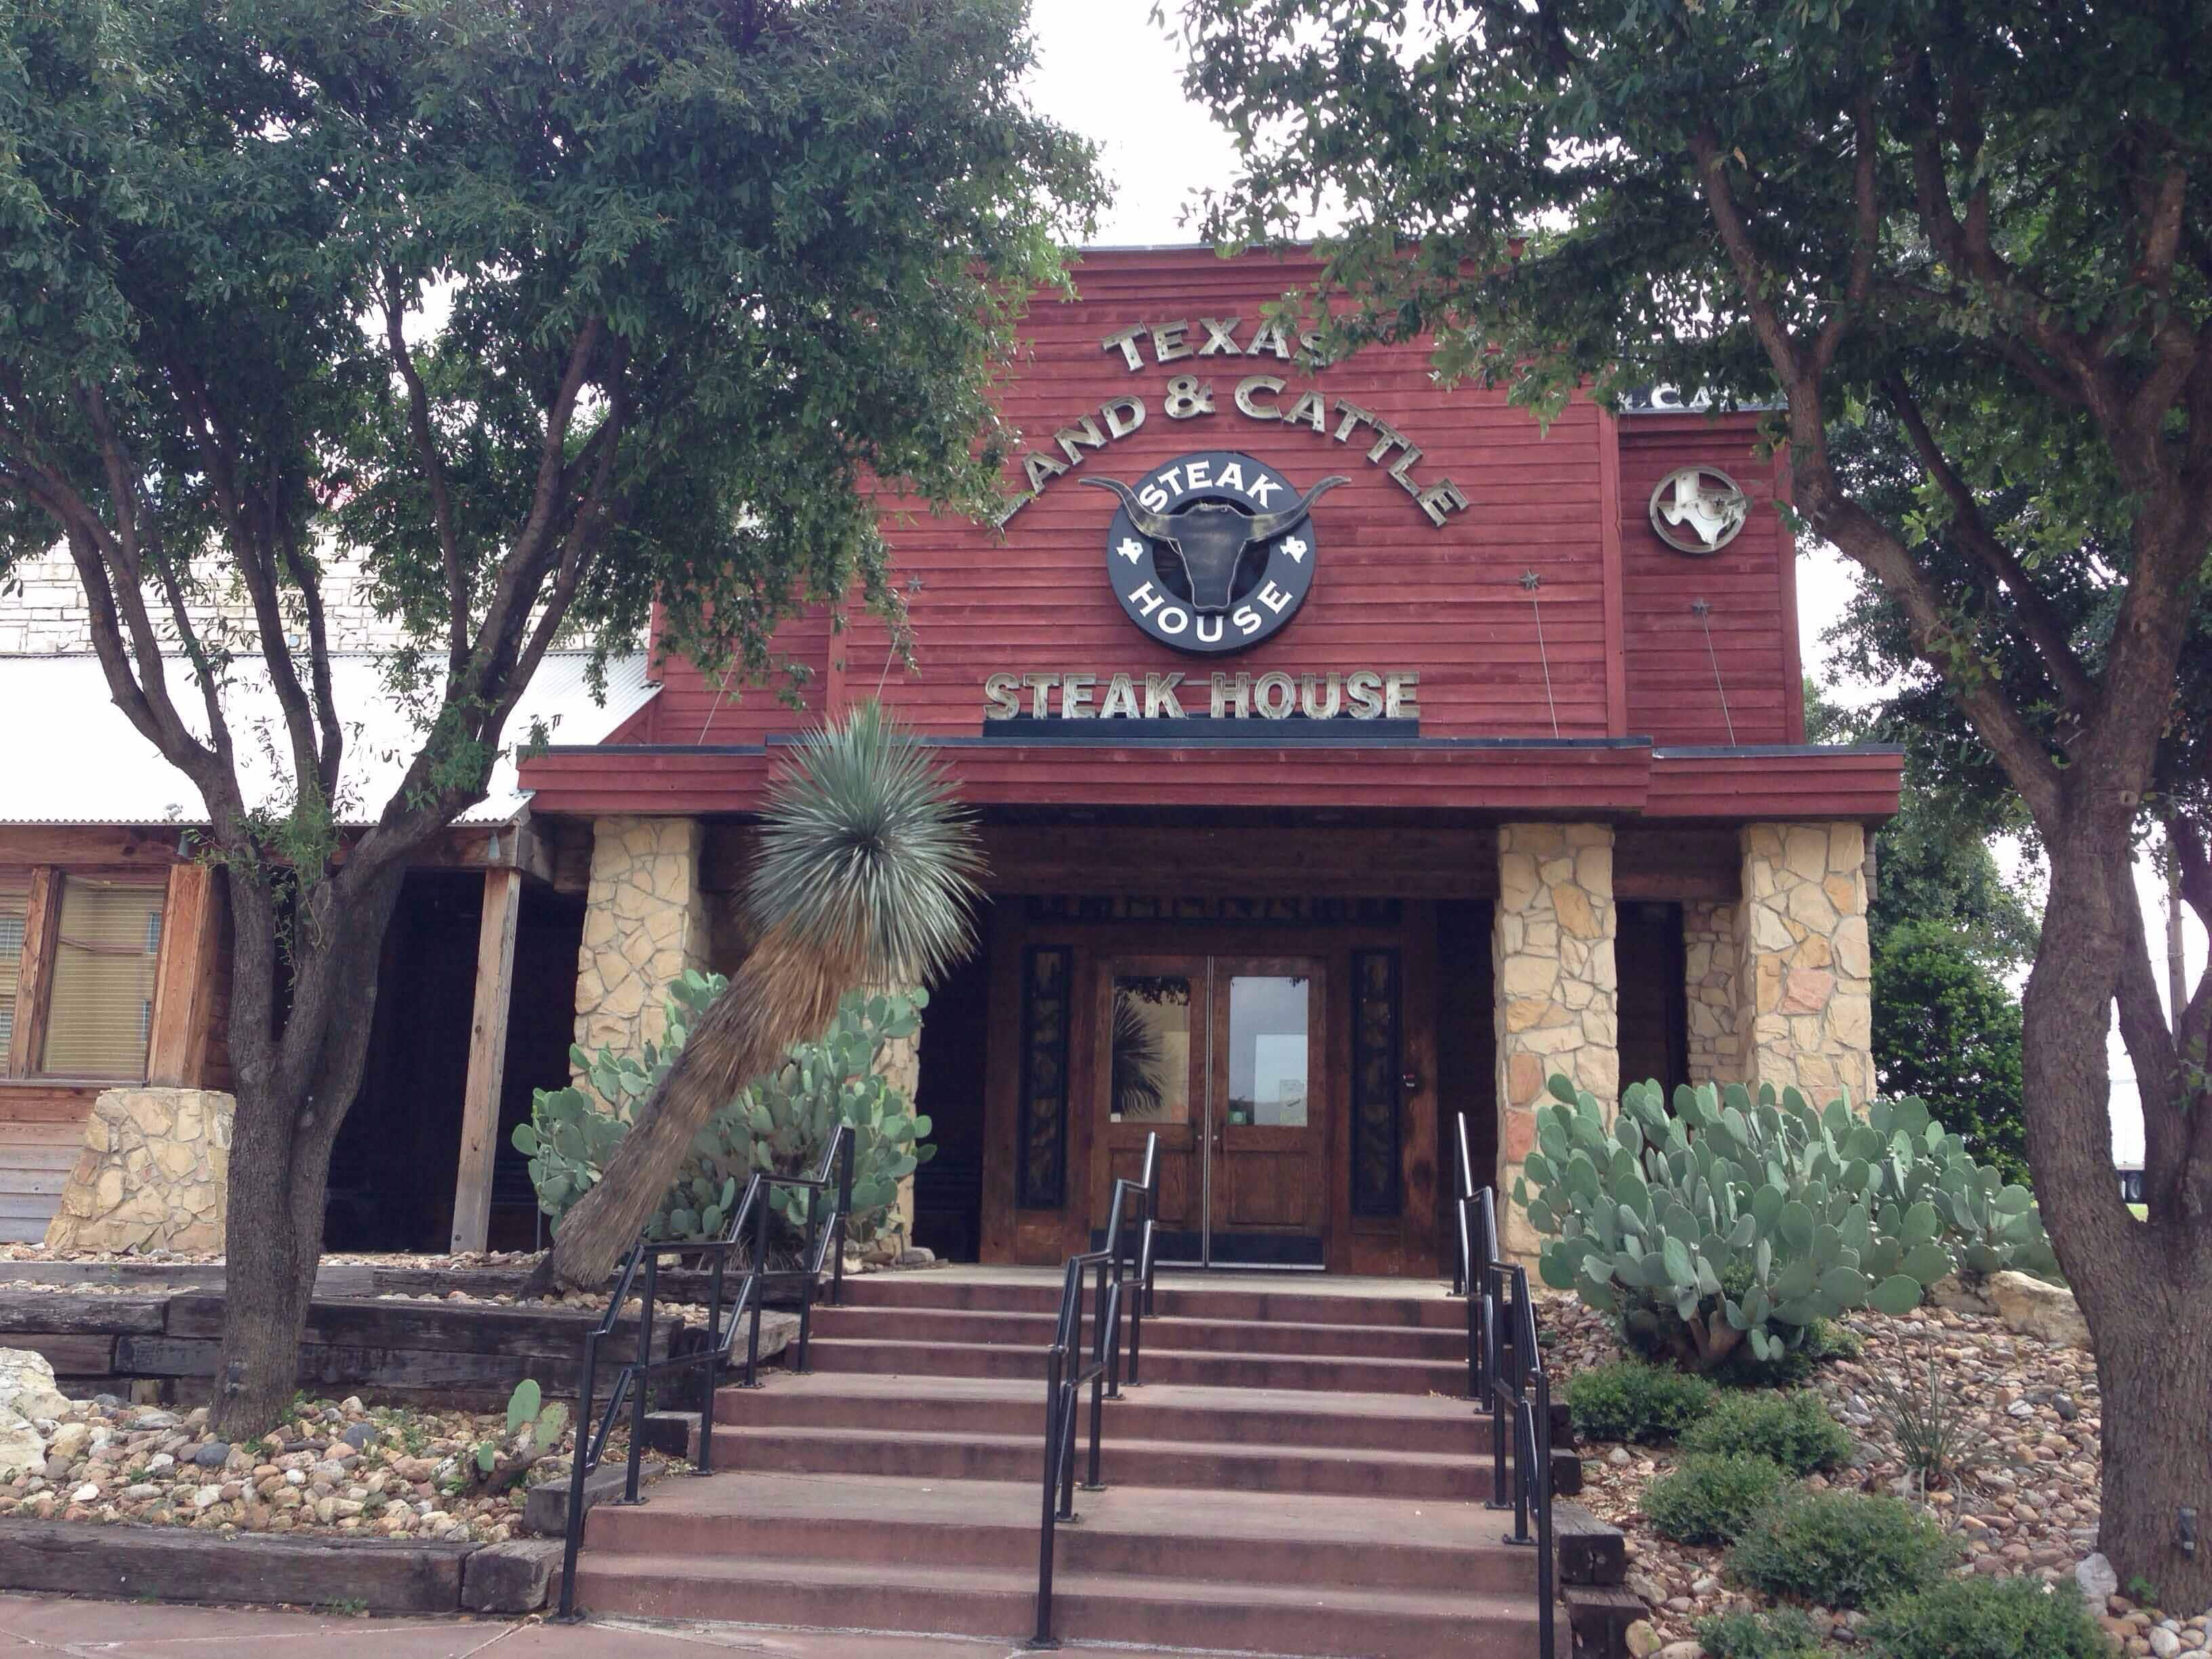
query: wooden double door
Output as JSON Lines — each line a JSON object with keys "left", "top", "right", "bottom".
{"left": 1090, "top": 954, "right": 1328, "bottom": 1268}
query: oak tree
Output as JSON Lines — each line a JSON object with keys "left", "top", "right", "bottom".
{"left": 0, "top": 0, "right": 1098, "bottom": 1435}
{"left": 1176, "top": 0, "right": 2210, "bottom": 1596}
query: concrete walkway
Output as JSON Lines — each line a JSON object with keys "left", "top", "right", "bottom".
{"left": 0, "top": 1595, "right": 1192, "bottom": 1657}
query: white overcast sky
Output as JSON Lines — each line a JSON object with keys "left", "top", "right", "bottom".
{"left": 1022, "top": 0, "right": 2203, "bottom": 1162}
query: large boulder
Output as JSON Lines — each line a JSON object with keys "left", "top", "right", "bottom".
{"left": 1988, "top": 1271, "right": 2091, "bottom": 1350}
{"left": 0, "top": 1348, "right": 70, "bottom": 1424}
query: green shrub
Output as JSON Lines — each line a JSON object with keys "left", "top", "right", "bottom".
{"left": 1681, "top": 1390, "right": 1855, "bottom": 1476}
{"left": 517, "top": 975, "right": 931, "bottom": 1244}
{"left": 1514, "top": 1076, "right": 2059, "bottom": 1375}
{"left": 1563, "top": 1360, "right": 1716, "bottom": 1444}
{"left": 1695, "top": 1607, "right": 1824, "bottom": 1659}
{"left": 1726, "top": 1490, "right": 1959, "bottom": 1610}
{"left": 1863, "top": 1576, "right": 2109, "bottom": 1658}
{"left": 1643, "top": 1452, "right": 1790, "bottom": 1544}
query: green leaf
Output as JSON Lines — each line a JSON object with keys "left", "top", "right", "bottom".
{"left": 476, "top": 1443, "right": 495, "bottom": 1473}
{"left": 1870, "top": 1275, "right": 1925, "bottom": 1316}
{"left": 506, "top": 1379, "right": 541, "bottom": 1434}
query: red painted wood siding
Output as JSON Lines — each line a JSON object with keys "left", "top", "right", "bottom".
{"left": 1620, "top": 419, "right": 1803, "bottom": 745}
{"left": 596, "top": 248, "right": 1836, "bottom": 811}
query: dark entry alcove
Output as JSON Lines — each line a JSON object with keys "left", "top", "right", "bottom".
{"left": 1434, "top": 899, "right": 1497, "bottom": 1256}
{"left": 1616, "top": 901, "right": 1689, "bottom": 1094}
{"left": 912, "top": 905, "right": 994, "bottom": 1261}
{"left": 324, "top": 869, "right": 583, "bottom": 1252}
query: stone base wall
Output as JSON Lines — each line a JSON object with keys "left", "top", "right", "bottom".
{"left": 1683, "top": 899, "right": 1742, "bottom": 1084}
{"left": 43, "top": 1089, "right": 235, "bottom": 1252}
{"left": 1738, "top": 822, "right": 1874, "bottom": 1103}
{"left": 573, "top": 817, "right": 710, "bottom": 1097}
{"left": 1493, "top": 823, "right": 1618, "bottom": 1256}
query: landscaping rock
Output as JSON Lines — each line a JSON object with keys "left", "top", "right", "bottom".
{"left": 461, "top": 1537, "right": 566, "bottom": 1612}
{"left": 190, "top": 1441, "right": 231, "bottom": 1469}
{"left": 0, "top": 1349, "right": 70, "bottom": 1424}
{"left": 1930, "top": 1273, "right": 1999, "bottom": 1315}
{"left": 0, "top": 1420, "right": 45, "bottom": 1481}
{"left": 1626, "top": 1619, "right": 1664, "bottom": 1657}
{"left": 522, "top": 1464, "right": 626, "bottom": 1537}
{"left": 1989, "top": 1271, "right": 2091, "bottom": 1349}
{"left": 2078, "top": 1553, "right": 2121, "bottom": 1603}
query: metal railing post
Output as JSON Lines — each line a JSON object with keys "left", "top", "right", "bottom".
{"left": 745, "top": 1181, "right": 769, "bottom": 1386}
{"left": 621, "top": 1250, "right": 659, "bottom": 1504}
{"left": 1031, "top": 1343, "right": 1067, "bottom": 1649}
{"left": 1535, "top": 1364, "right": 1556, "bottom": 1658}
{"left": 832, "top": 1126, "right": 855, "bottom": 1306}
{"left": 697, "top": 1244, "right": 725, "bottom": 1475}
{"left": 556, "top": 1330, "right": 599, "bottom": 1621}
{"left": 1462, "top": 1197, "right": 1480, "bottom": 1400}
{"left": 1485, "top": 1265, "right": 1511, "bottom": 1511}
{"left": 794, "top": 1181, "right": 819, "bottom": 1374}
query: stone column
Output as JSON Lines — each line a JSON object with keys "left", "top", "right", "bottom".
{"left": 1494, "top": 823, "right": 1618, "bottom": 1256}
{"left": 1736, "top": 822, "right": 1874, "bottom": 1104}
{"left": 573, "top": 817, "right": 711, "bottom": 1097}
{"left": 1683, "top": 900, "right": 1743, "bottom": 1085}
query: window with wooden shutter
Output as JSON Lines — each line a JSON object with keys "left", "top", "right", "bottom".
{"left": 39, "top": 877, "right": 165, "bottom": 1080}
{"left": 0, "top": 880, "right": 25, "bottom": 1076}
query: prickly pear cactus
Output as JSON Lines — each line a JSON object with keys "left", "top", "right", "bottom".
{"left": 1512, "top": 1076, "right": 2057, "bottom": 1372}
{"left": 517, "top": 973, "right": 932, "bottom": 1246}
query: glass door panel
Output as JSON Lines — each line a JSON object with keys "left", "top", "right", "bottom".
{"left": 1210, "top": 960, "right": 1327, "bottom": 1266}
{"left": 1094, "top": 957, "right": 1206, "bottom": 1266}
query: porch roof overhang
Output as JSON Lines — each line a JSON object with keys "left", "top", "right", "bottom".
{"left": 514, "top": 733, "right": 1904, "bottom": 823}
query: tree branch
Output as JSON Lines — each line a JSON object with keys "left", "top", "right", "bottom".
{"left": 1808, "top": 96, "right": 1879, "bottom": 380}
{"left": 383, "top": 276, "right": 468, "bottom": 680}
{"left": 171, "top": 365, "right": 328, "bottom": 808}
{"left": 1881, "top": 371, "right": 2098, "bottom": 717}
{"left": 1688, "top": 125, "right": 1805, "bottom": 387}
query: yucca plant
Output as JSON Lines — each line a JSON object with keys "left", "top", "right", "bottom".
{"left": 533, "top": 699, "right": 982, "bottom": 1291}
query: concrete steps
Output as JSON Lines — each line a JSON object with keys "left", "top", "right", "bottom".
{"left": 576, "top": 1552, "right": 1541, "bottom": 1658}
{"left": 571, "top": 1269, "right": 1553, "bottom": 1656}
{"left": 800, "top": 1332, "right": 1466, "bottom": 1394}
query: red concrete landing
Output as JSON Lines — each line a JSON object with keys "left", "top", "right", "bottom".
{"left": 0, "top": 1593, "right": 1178, "bottom": 1656}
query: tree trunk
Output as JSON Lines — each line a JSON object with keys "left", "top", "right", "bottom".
{"left": 2085, "top": 1258, "right": 2212, "bottom": 1607}
{"left": 208, "top": 867, "right": 405, "bottom": 1441}
{"left": 532, "top": 924, "right": 861, "bottom": 1293}
{"left": 2020, "top": 815, "right": 2212, "bottom": 1602}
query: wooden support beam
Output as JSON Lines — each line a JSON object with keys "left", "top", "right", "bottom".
{"left": 5, "top": 870, "right": 59, "bottom": 1079}
{"left": 145, "top": 865, "right": 218, "bottom": 1088}
{"left": 449, "top": 867, "right": 522, "bottom": 1254}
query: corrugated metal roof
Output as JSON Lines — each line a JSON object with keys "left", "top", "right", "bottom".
{"left": 0, "top": 651, "right": 655, "bottom": 827}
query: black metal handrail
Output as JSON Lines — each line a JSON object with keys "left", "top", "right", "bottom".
{"left": 1463, "top": 1164, "right": 1556, "bottom": 1659}
{"left": 554, "top": 1123, "right": 857, "bottom": 1622}
{"left": 1452, "top": 1112, "right": 1500, "bottom": 1408}
{"left": 1029, "top": 1132, "right": 1158, "bottom": 1650}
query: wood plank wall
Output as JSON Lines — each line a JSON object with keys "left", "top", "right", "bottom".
{"left": 629, "top": 249, "right": 1803, "bottom": 769}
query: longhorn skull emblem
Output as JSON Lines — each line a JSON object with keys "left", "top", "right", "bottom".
{"left": 1080, "top": 473, "right": 1351, "bottom": 612}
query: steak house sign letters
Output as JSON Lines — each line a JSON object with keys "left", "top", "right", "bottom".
{"left": 997, "top": 315, "right": 1472, "bottom": 530}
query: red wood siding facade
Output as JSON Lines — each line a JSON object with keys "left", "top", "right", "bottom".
{"left": 530, "top": 247, "right": 1887, "bottom": 819}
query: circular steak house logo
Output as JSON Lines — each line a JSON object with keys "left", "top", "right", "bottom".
{"left": 1080, "top": 451, "right": 1347, "bottom": 655}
